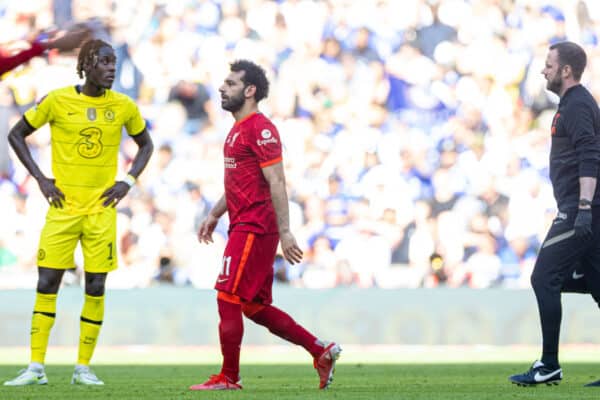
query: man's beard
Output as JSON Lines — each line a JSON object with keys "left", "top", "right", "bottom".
{"left": 547, "top": 74, "right": 562, "bottom": 95}
{"left": 222, "top": 93, "right": 245, "bottom": 112}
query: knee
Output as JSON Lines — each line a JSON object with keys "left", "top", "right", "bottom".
{"left": 530, "top": 268, "right": 545, "bottom": 291}
{"left": 37, "top": 271, "right": 62, "bottom": 294}
{"left": 85, "top": 274, "right": 107, "bottom": 296}
{"left": 530, "top": 271, "right": 539, "bottom": 290}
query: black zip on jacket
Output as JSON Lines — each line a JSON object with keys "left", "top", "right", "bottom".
{"left": 549, "top": 84, "right": 600, "bottom": 210}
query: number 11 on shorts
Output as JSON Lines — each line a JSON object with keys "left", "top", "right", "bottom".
{"left": 221, "top": 256, "right": 232, "bottom": 276}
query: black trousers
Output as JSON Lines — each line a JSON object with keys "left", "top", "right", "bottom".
{"left": 532, "top": 207, "right": 600, "bottom": 364}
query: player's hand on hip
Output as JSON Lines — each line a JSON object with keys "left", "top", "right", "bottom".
{"left": 280, "top": 231, "right": 303, "bottom": 264}
{"left": 38, "top": 177, "right": 65, "bottom": 208}
{"left": 101, "top": 181, "right": 130, "bottom": 207}
{"left": 197, "top": 214, "right": 218, "bottom": 244}
{"left": 574, "top": 208, "right": 593, "bottom": 238}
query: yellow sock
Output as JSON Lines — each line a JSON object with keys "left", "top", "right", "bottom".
{"left": 77, "top": 294, "right": 104, "bottom": 366}
{"left": 30, "top": 292, "right": 57, "bottom": 364}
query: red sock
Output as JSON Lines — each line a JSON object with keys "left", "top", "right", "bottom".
{"left": 246, "top": 304, "right": 324, "bottom": 358}
{"left": 217, "top": 298, "right": 243, "bottom": 382}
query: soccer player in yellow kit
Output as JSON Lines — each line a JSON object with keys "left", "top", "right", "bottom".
{"left": 4, "top": 39, "right": 153, "bottom": 386}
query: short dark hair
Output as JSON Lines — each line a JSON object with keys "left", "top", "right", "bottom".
{"left": 549, "top": 41, "right": 587, "bottom": 81}
{"left": 77, "top": 39, "right": 112, "bottom": 79}
{"left": 230, "top": 60, "right": 269, "bottom": 102}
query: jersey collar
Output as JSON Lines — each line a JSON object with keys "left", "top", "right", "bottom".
{"left": 234, "top": 111, "right": 260, "bottom": 126}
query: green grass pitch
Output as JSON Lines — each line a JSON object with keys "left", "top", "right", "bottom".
{"left": 2, "top": 346, "right": 600, "bottom": 399}
{"left": 2, "top": 363, "right": 600, "bottom": 399}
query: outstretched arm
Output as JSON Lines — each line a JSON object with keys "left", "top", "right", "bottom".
{"left": 8, "top": 117, "right": 65, "bottom": 207}
{"left": 262, "top": 161, "right": 303, "bottom": 264}
{"left": 0, "top": 26, "right": 89, "bottom": 75}
{"left": 0, "top": 43, "right": 45, "bottom": 75}
{"left": 101, "top": 129, "right": 153, "bottom": 207}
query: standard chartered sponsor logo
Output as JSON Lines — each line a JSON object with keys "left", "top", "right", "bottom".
{"left": 224, "top": 157, "right": 236, "bottom": 168}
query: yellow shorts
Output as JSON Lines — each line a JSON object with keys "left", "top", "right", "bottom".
{"left": 37, "top": 206, "right": 118, "bottom": 273}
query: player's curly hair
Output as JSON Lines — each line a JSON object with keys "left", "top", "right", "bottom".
{"left": 76, "top": 39, "right": 112, "bottom": 79}
{"left": 230, "top": 60, "right": 269, "bottom": 102}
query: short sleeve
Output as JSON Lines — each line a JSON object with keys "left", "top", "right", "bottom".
{"left": 249, "top": 119, "right": 283, "bottom": 168}
{"left": 24, "top": 92, "right": 53, "bottom": 129}
{"left": 124, "top": 98, "right": 146, "bottom": 136}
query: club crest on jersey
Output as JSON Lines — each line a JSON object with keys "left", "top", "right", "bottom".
{"left": 87, "top": 107, "right": 97, "bottom": 121}
{"left": 104, "top": 108, "right": 115, "bottom": 121}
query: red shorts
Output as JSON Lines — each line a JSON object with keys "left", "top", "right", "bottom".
{"left": 215, "top": 230, "right": 279, "bottom": 304}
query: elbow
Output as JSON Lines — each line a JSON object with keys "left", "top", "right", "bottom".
{"left": 144, "top": 141, "right": 154, "bottom": 157}
{"left": 7, "top": 130, "right": 19, "bottom": 149}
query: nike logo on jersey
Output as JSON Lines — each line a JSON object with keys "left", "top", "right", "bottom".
{"left": 534, "top": 369, "right": 562, "bottom": 382}
{"left": 68, "top": 112, "right": 77, "bottom": 115}
{"left": 217, "top": 278, "right": 229, "bottom": 283}
{"left": 572, "top": 271, "right": 585, "bottom": 280}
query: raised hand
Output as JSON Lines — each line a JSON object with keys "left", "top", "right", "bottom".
{"left": 45, "top": 24, "right": 91, "bottom": 52}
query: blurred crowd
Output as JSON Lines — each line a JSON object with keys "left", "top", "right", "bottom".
{"left": 1, "top": 0, "right": 600, "bottom": 289}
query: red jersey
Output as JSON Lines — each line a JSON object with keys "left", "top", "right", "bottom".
{"left": 223, "top": 112, "right": 282, "bottom": 234}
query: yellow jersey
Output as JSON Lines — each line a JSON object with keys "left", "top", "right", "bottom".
{"left": 24, "top": 85, "right": 146, "bottom": 215}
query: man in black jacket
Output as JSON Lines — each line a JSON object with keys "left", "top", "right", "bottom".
{"left": 510, "top": 41, "right": 600, "bottom": 387}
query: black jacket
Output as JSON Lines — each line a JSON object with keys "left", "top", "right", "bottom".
{"left": 550, "top": 84, "right": 600, "bottom": 210}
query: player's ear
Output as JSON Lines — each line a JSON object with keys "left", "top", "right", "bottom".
{"left": 244, "top": 84, "right": 256, "bottom": 99}
{"left": 82, "top": 54, "right": 99, "bottom": 75}
{"left": 82, "top": 60, "right": 92, "bottom": 76}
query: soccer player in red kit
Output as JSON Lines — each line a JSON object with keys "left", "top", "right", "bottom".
{"left": 190, "top": 60, "right": 341, "bottom": 391}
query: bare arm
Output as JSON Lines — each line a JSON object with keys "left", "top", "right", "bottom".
{"left": 101, "top": 128, "right": 153, "bottom": 206}
{"left": 44, "top": 25, "right": 90, "bottom": 52}
{"left": 8, "top": 117, "right": 65, "bottom": 207}
{"left": 197, "top": 194, "right": 227, "bottom": 244}
{"left": 0, "top": 26, "right": 89, "bottom": 75}
{"left": 8, "top": 118, "right": 42, "bottom": 179}
{"left": 127, "top": 129, "right": 154, "bottom": 179}
{"left": 209, "top": 194, "right": 228, "bottom": 219}
{"left": 579, "top": 177, "right": 596, "bottom": 207}
{"left": 262, "top": 162, "right": 303, "bottom": 264}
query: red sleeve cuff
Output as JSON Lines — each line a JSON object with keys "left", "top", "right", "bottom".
{"left": 259, "top": 156, "right": 283, "bottom": 168}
